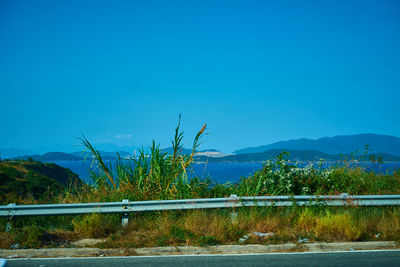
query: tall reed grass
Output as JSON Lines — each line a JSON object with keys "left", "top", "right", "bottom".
{"left": 78, "top": 115, "right": 208, "bottom": 201}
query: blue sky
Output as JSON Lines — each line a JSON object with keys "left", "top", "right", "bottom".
{"left": 0, "top": 0, "right": 399, "bottom": 153}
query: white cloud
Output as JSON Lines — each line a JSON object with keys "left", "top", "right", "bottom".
{"left": 114, "top": 134, "right": 132, "bottom": 140}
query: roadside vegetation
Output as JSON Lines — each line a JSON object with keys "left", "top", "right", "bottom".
{"left": 1, "top": 206, "right": 400, "bottom": 249}
{"left": 1, "top": 117, "right": 400, "bottom": 249}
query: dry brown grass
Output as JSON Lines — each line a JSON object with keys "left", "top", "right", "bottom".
{"left": 296, "top": 208, "right": 318, "bottom": 234}
{"left": 376, "top": 209, "right": 400, "bottom": 240}
{"left": 109, "top": 207, "right": 397, "bottom": 247}
{"left": 0, "top": 232, "right": 14, "bottom": 249}
{"left": 314, "top": 213, "right": 361, "bottom": 241}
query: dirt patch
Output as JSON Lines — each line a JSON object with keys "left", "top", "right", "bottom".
{"left": 72, "top": 238, "right": 106, "bottom": 247}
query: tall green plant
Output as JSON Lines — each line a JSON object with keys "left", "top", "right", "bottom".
{"left": 80, "top": 116, "right": 207, "bottom": 200}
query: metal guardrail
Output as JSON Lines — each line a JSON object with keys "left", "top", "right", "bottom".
{"left": 2, "top": 194, "right": 400, "bottom": 227}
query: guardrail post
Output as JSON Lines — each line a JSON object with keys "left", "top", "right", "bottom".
{"left": 121, "top": 199, "right": 129, "bottom": 227}
{"left": 6, "top": 203, "right": 15, "bottom": 232}
{"left": 230, "top": 195, "right": 239, "bottom": 224}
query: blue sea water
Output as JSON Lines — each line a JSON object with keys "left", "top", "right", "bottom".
{"left": 51, "top": 161, "right": 400, "bottom": 185}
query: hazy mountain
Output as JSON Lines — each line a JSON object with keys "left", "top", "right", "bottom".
{"left": 86, "top": 143, "right": 137, "bottom": 153}
{"left": 71, "top": 150, "right": 132, "bottom": 159}
{"left": 9, "top": 148, "right": 224, "bottom": 162}
{"left": 161, "top": 147, "right": 222, "bottom": 157}
{"left": 16, "top": 151, "right": 135, "bottom": 161}
{"left": 1, "top": 142, "right": 138, "bottom": 158}
{"left": 32, "top": 144, "right": 81, "bottom": 154}
{"left": 199, "top": 149, "right": 220, "bottom": 152}
{"left": 162, "top": 147, "right": 194, "bottom": 155}
{"left": 234, "top": 134, "right": 400, "bottom": 156}
{"left": 17, "top": 152, "right": 83, "bottom": 161}
{"left": 5, "top": 133, "right": 400, "bottom": 162}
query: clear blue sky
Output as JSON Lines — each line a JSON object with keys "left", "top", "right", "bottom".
{"left": 1, "top": 0, "right": 399, "bottom": 153}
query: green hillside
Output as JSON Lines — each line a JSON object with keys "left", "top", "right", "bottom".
{"left": 0, "top": 159, "right": 83, "bottom": 203}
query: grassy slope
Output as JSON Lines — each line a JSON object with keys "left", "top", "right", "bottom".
{"left": 0, "top": 160, "right": 83, "bottom": 203}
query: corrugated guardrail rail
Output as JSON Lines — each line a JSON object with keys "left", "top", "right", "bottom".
{"left": 1, "top": 194, "right": 400, "bottom": 226}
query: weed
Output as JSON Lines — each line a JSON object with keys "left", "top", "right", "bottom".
{"left": 13, "top": 225, "right": 45, "bottom": 248}
{"left": 156, "top": 235, "right": 169, "bottom": 246}
{"left": 72, "top": 214, "right": 119, "bottom": 238}
{"left": 197, "top": 235, "right": 220, "bottom": 246}
{"left": 314, "top": 212, "right": 361, "bottom": 241}
{"left": 297, "top": 208, "right": 318, "bottom": 233}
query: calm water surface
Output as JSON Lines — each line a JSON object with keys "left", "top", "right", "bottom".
{"left": 51, "top": 160, "right": 400, "bottom": 185}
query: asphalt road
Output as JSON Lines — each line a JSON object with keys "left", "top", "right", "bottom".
{"left": 5, "top": 250, "right": 400, "bottom": 267}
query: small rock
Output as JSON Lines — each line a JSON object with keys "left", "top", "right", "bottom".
{"left": 239, "top": 234, "right": 250, "bottom": 243}
{"left": 10, "top": 244, "right": 20, "bottom": 249}
{"left": 252, "top": 232, "right": 274, "bottom": 237}
{"left": 298, "top": 238, "right": 309, "bottom": 243}
{"left": 239, "top": 232, "right": 274, "bottom": 243}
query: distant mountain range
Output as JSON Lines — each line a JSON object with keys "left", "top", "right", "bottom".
{"left": 15, "top": 151, "right": 133, "bottom": 162}
{"left": 234, "top": 134, "right": 400, "bottom": 156}
{"left": 12, "top": 148, "right": 225, "bottom": 162}
{"left": 0, "top": 143, "right": 138, "bottom": 159}
{"left": 2, "top": 133, "right": 400, "bottom": 163}
{"left": 12, "top": 149, "right": 400, "bottom": 164}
